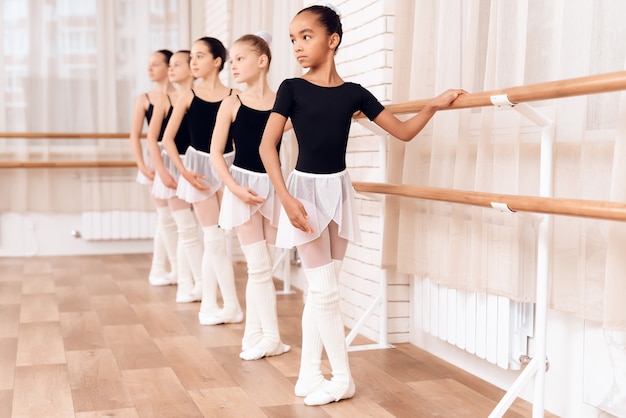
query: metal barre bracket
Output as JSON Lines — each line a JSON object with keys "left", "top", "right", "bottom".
{"left": 490, "top": 94, "right": 515, "bottom": 107}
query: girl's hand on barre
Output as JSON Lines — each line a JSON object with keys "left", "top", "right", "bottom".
{"left": 431, "top": 88, "right": 468, "bottom": 110}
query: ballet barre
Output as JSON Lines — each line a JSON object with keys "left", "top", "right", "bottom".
{"left": 351, "top": 69, "right": 626, "bottom": 418}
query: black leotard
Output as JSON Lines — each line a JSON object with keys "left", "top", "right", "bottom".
{"left": 272, "top": 78, "right": 384, "bottom": 174}
{"left": 186, "top": 89, "right": 234, "bottom": 154}
{"left": 231, "top": 96, "right": 279, "bottom": 173}
{"left": 163, "top": 96, "right": 190, "bottom": 154}
{"left": 144, "top": 93, "right": 154, "bottom": 124}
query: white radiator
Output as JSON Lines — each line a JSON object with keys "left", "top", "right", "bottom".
{"left": 417, "top": 277, "right": 534, "bottom": 370}
{"left": 81, "top": 211, "right": 156, "bottom": 240}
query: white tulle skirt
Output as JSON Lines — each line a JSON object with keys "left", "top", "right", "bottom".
{"left": 176, "top": 146, "right": 234, "bottom": 203}
{"left": 275, "top": 169, "right": 361, "bottom": 249}
{"left": 135, "top": 139, "right": 154, "bottom": 185}
{"left": 152, "top": 150, "right": 181, "bottom": 200}
{"left": 218, "top": 165, "right": 281, "bottom": 230}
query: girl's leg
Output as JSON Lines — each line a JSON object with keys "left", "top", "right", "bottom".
{"left": 169, "top": 196, "right": 203, "bottom": 302}
{"left": 150, "top": 197, "right": 178, "bottom": 286}
{"left": 297, "top": 223, "right": 354, "bottom": 406}
{"left": 237, "top": 213, "right": 289, "bottom": 360}
{"left": 195, "top": 194, "right": 242, "bottom": 325}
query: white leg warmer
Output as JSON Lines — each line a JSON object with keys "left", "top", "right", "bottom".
{"left": 295, "top": 260, "right": 344, "bottom": 397}
{"left": 171, "top": 208, "right": 203, "bottom": 302}
{"left": 150, "top": 206, "right": 178, "bottom": 285}
{"left": 148, "top": 219, "right": 168, "bottom": 283}
{"left": 302, "top": 262, "right": 355, "bottom": 406}
{"left": 239, "top": 241, "right": 289, "bottom": 360}
{"left": 198, "top": 226, "right": 242, "bottom": 325}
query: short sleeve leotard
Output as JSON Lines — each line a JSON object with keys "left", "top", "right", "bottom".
{"left": 271, "top": 78, "right": 384, "bottom": 247}
{"left": 272, "top": 78, "right": 384, "bottom": 174}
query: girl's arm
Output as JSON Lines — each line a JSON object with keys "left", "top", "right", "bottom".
{"left": 373, "top": 88, "right": 466, "bottom": 141}
{"left": 260, "top": 113, "right": 312, "bottom": 233}
{"left": 161, "top": 91, "right": 208, "bottom": 190}
{"left": 209, "top": 97, "right": 264, "bottom": 205}
{"left": 129, "top": 94, "right": 153, "bottom": 179}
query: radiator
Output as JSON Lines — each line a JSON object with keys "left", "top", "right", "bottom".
{"left": 417, "top": 277, "right": 534, "bottom": 370}
{"left": 81, "top": 211, "right": 156, "bottom": 240}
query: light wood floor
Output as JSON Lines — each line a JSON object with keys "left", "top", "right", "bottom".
{"left": 0, "top": 253, "right": 558, "bottom": 417}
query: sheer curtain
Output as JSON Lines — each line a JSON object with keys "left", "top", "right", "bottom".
{"left": 386, "top": 0, "right": 626, "bottom": 328}
{"left": 0, "top": 0, "right": 188, "bottom": 213}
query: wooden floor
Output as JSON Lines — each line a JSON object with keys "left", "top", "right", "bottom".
{"left": 0, "top": 253, "right": 558, "bottom": 418}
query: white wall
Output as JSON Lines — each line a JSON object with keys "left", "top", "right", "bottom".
{"left": 0, "top": 212, "right": 153, "bottom": 257}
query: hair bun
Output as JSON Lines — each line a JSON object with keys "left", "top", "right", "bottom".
{"left": 255, "top": 30, "right": 272, "bottom": 45}
{"left": 324, "top": 2, "right": 341, "bottom": 17}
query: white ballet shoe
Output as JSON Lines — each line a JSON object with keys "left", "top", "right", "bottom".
{"left": 239, "top": 346, "right": 266, "bottom": 361}
{"left": 198, "top": 310, "right": 243, "bottom": 326}
{"left": 175, "top": 288, "right": 202, "bottom": 303}
{"left": 294, "top": 377, "right": 330, "bottom": 397}
{"left": 149, "top": 274, "right": 177, "bottom": 286}
{"left": 303, "top": 379, "right": 355, "bottom": 406}
{"left": 239, "top": 343, "right": 291, "bottom": 361}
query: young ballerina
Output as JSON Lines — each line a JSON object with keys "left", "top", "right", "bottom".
{"left": 162, "top": 37, "right": 244, "bottom": 320}
{"left": 210, "top": 32, "right": 290, "bottom": 360}
{"left": 148, "top": 50, "right": 204, "bottom": 300}
{"left": 129, "top": 49, "right": 178, "bottom": 286}
{"left": 259, "top": 4, "right": 466, "bottom": 406}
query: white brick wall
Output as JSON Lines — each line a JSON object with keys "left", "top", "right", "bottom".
{"left": 332, "top": 0, "right": 410, "bottom": 344}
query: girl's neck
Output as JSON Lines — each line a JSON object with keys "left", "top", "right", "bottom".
{"left": 301, "top": 60, "right": 342, "bottom": 87}
{"left": 242, "top": 74, "right": 271, "bottom": 99}
{"left": 197, "top": 73, "right": 225, "bottom": 90}
{"left": 155, "top": 79, "right": 174, "bottom": 94}
{"left": 177, "top": 77, "right": 195, "bottom": 90}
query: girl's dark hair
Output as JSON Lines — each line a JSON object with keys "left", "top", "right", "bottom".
{"left": 157, "top": 49, "right": 173, "bottom": 64}
{"left": 235, "top": 34, "right": 272, "bottom": 70}
{"left": 175, "top": 49, "right": 191, "bottom": 64}
{"left": 297, "top": 5, "right": 342, "bottom": 53}
{"left": 196, "top": 37, "right": 227, "bottom": 71}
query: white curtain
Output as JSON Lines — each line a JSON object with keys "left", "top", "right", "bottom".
{"left": 0, "top": 0, "right": 187, "bottom": 212}
{"left": 386, "top": 0, "right": 626, "bottom": 328}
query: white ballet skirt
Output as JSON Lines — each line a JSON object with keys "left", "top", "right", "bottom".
{"left": 152, "top": 150, "right": 181, "bottom": 200}
{"left": 275, "top": 169, "right": 361, "bottom": 249}
{"left": 135, "top": 139, "right": 154, "bottom": 185}
{"left": 218, "top": 165, "right": 281, "bottom": 230}
{"left": 176, "top": 146, "right": 234, "bottom": 203}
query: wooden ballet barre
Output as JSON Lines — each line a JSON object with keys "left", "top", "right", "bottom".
{"left": 0, "top": 161, "right": 136, "bottom": 168}
{"left": 352, "top": 182, "right": 626, "bottom": 222}
{"left": 0, "top": 132, "right": 144, "bottom": 139}
{"left": 354, "top": 70, "right": 626, "bottom": 117}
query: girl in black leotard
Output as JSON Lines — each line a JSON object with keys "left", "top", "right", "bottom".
{"left": 162, "top": 37, "right": 244, "bottom": 323}
{"left": 147, "top": 50, "right": 202, "bottom": 295}
{"left": 210, "top": 32, "right": 291, "bottom": 361}
{"left": 260, "top": 4, "right": 466, "bottom": 407}
{"left": 129, "top": 49, "right": 178, "bottom": 286}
